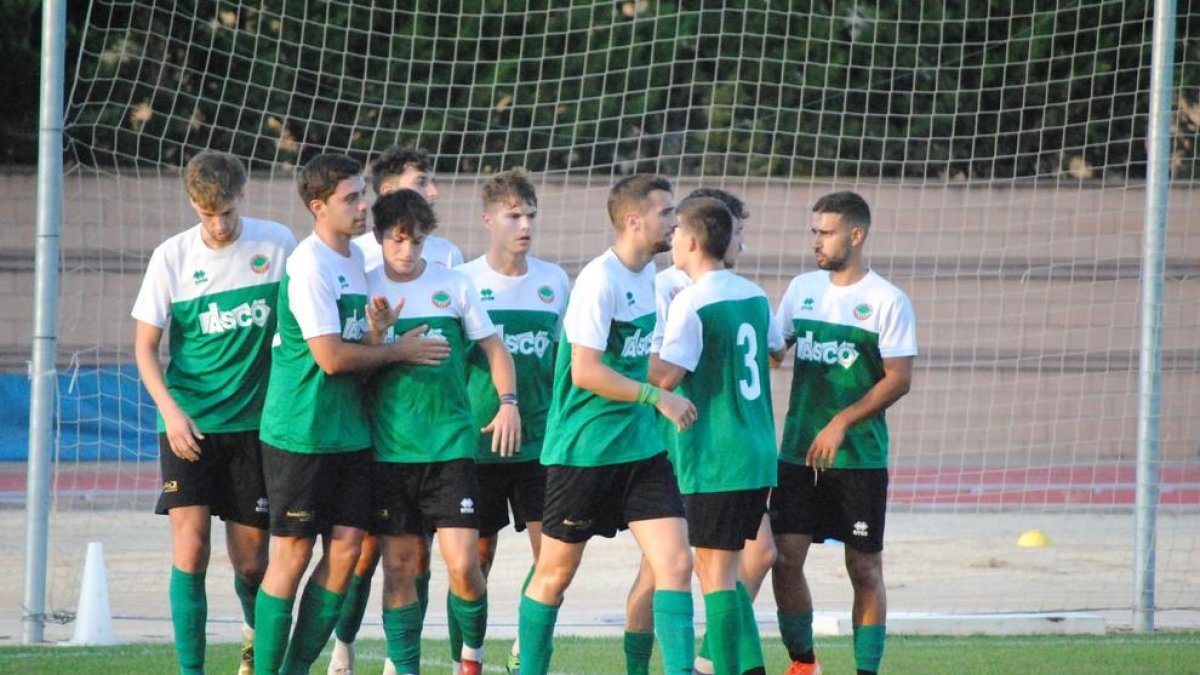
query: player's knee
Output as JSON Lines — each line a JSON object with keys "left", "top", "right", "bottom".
{"left": 845, "top": 552, "right": 883, "bottom": 589}
{"left": 747, "top": 542, "right": 778, "bottom": 578}
{"left": 651, "top": 547, "right": 693, "bottom": 587}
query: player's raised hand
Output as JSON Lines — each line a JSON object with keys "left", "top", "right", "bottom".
{"left": 656, "top": 389, "right": 698, "bottom": 431}
{"left": 483, "top": 403, "right": 522, "bottom": 458}
{"left": 367, "top": 294, "right": 401, "bottom": 335}
{"left": 806, "top": 419, "right": 847, "bottom": 470}
{"left": 163, "top": 406, "right": 205, "bottom": 462}
{"left": 391, "top": 324, "right": 451, "bottom": 366}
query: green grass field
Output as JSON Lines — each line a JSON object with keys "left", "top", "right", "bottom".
{"left": 1, "top": 633, "right": 1198, "bottom": 674}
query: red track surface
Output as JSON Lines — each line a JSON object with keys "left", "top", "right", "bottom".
{"left": 1, "top": 462, "right": 1197, "bottom": 506}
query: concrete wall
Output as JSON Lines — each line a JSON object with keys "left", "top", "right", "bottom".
{"left": 2, "top": 170, "right": 1197, "bottom": 463}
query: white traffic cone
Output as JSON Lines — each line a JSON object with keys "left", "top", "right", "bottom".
{"left": 65, "top": 541, "right": 116, "bottom": 645}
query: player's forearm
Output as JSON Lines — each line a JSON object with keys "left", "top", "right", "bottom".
{"left": 571, "top": 358, "right": 645, "bottom": 402}
{"left": 486, "top": 349, "right": 518, "bottom": 399}
{"left": 309, "top": 337, "right": 401, "bottom": 375}
{"left": 648, "top": 355, "right": 685, "bottom": 390}
{"left": 133, "top": 331, "right": 184, "bottom": 418}
{"left": 830, "top": 372, "right": 912, "bottom": 431}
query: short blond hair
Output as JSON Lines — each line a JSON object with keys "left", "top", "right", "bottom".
{"left": 184, "top": 151, "right": 247, "bottom": 210}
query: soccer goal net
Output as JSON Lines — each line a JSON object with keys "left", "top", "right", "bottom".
{"left": 27, "top": 0, "right": 1200, "bottom": 635}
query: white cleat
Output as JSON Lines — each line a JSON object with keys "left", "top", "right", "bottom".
{"left": 327, "top": 638, "right": 355, "bottom": 675}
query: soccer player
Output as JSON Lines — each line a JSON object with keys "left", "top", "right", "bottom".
{"left": 651, "top": 196, "right": 783, "bottom": 674}
{"left": 365, "top": 188, "right": 520, "bottom": 675}
{"left": 517, "top": 174, "right": 698, "bottom": 675}
{"left": 133, "top": 150, "right": 296, "bottom": 675}
{"left": 625, "top": 187, "right": 780, "bottom": 675}
{"left": 331, "top": 144, "right": 456, "bottom": 674}
{"left": 770, "top": 191, "right": 917, "bottom": 675}
{"left": 457, "top": 169, "right": 570, "bottom": 674}
{"left": 253, "top": 153, "right": 450, "bottom": 675}
{"left": 353, "top": 145, "right": 463, "bottom": 270}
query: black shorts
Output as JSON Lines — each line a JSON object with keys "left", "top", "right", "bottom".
{"left": 155, "top": 430, "right": 269, "bottom": 530}
{"left": 370, "top": 459, "right": 479, "bottom": 537}
{"left": 261, "top": 443, "right": 372, "bottom": 537}
{"left": 684, "top": 488, "right": 769, "bottom": 551}
{"left": 542, "top": 452, "right": 685, "bottom": 544}
{"left": 769, "top": 462, "right": 888, "bottom": 553}
{"left": 476, "top": 460, "right": 545, "bottom": 537}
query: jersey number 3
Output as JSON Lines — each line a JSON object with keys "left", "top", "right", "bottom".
{"left": 736, "top": 322, "right": 762, "bottom": 401}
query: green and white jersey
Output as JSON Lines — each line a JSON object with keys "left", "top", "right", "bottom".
{"left": 366, "top": 262, "right": 497, "bottom": 464}
{"left": 355, "top": 232, "right": 464, "bottom": 272}
{"left": 542, "top": 248, "right": 659, "bottom": 467}
{"left": 649, "top": 264, "right": 691, "bottom": 355}
{"left": 259, "top": 235, "right": 373, "bottom": 454}
{"left": 456, "top": 255, "right": 570, "bottom": 463}
{"left": 776, "top": 270, "right": 918, "bottom": 469}
{"left": 131, "top": 218, "right": 296, "bottom": 433}
{"left": 659, "top": 270, "right": 784, "bottom": 494}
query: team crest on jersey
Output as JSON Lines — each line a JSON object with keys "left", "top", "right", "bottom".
{"left": 853, "top": 303, "right": 873, "bottom": 321}
{"left": 480, "top": 288, "right": 495, "bottom": 301}
{"left": 431, "top": 290, "right": 452, "bottom": 309}
{"left": 250, "top": 254, "right": 270, "bottom": 274}
{"left": 537, "top": 285, "right": 555, "bottom": 303}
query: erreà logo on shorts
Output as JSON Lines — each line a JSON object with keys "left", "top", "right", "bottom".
{"left": 497, "top": 324, "right": 551, "bottom": 358}
{"left": 795, "top": 331, "right": 859, "bottom": 369}
{"left": 459, "top": 498, "right": 475, "bottom": 514}
{"left": 621, "top": 328, "right": 652, "bottom": 358}
{"left": 199, "top": 299, "right": 272, "bottom": 335}
{"left": 255, "top": 498, "right": 269, "bottom": 514}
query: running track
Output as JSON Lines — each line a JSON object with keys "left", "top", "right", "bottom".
{"left": 0, "top": 463, "right": 1197, "bottom": 506}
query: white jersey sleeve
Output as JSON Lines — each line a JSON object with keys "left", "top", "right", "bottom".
{"left": 457, "top": 276, "right": 498, "bottom": 341}
{"left": 767, "top": 312, "right": 786, "bottom": 352}
{"left": 658, "top": 293, "right": 703, "bottom": 372}
{"left": 131, "top": 246, "right": 173, "bottom": 328}
{"left": 878, "top": 290, "right": 918, "bottom": 358}
{"left": 288, "top": 256, "right": 344, "bottom": 340}
{"left": 562, "top": 266, "right": 614, "bottom": 352}
{"left": 775, "top": 276, "right": 801, "bottom": 342}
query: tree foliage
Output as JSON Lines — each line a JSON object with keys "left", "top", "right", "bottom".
{"left": 50, "top": 0, "right": 1200, "bottom": 178}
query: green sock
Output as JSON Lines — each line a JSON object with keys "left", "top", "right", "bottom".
{"left": 169, "top": 567, "right": 206, "bottom": 675}
{"left": 854, "top": 624, "right": 886, "bottom": 673}
{"left": 233, "top": 574, "right": 257, "bottom": 628}
{"left": 334, "top": 573, "right": 371, "bottom": 643}
{"left": 624, "top": 631, "right": 655, "bottom": 675}
{"left": 253, "top": 589, "right": 294, "bottom": 675}
{"left": 736, "top": 582, "right": 765, "bottom": 670}
{"left": 702, "top": 590, "right": 739, "bottom": 675}
{"left": 415, "top": 569, "right": 431, "bottom": 621}
{"left": 698, "top": 632, "right": 710, "bottom": 661}
{"left": 517, "top": 594, "right": 558, "bottom": 675}
{"left": 652, "top": 590, "right": 695, "bottom": 674}
{"left": 382, "top": 602, "right": 423, "bottom": 673}
{"left": 279, "top": 581, "right": 345, "bottom": 675}
{"left": 446, "top": 590, "right": 463, "bottom": 662}
{"left": 449, "top": 591, "right": 488, "bottom": 657}
{"left": 777, "top": 610, "right": 815, "bottom": 662}
{"left": 522, "top": 563, "right": 536, "bottom": 593}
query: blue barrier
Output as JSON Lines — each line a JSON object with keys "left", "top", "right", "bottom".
{"left": 0, "top": 365, "right": 158, "bottom": 461}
